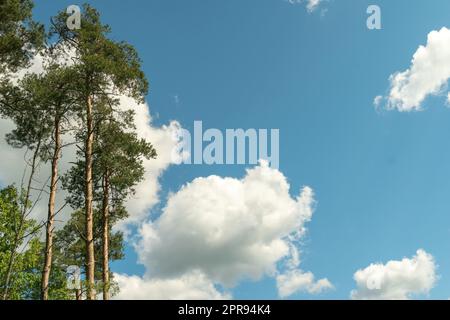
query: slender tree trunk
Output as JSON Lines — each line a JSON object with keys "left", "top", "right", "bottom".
{"left": 41, "top": 117, "right": 61, "bottom": 300}
{"left": 85, "top": 94, "right": 96, "bottom": 300}
{"left": 101, "top": 170, "right": 110, "bottom": 300}
{"left": 75, "top": 288, "right": 82, "bottom": 300}
{"left": 2, "top": 140, "right": 41, "bottom": 300}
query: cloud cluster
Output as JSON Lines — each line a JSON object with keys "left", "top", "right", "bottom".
{"left": 351, "top": 250, "right": 437, "bottom": 300}
{"left": 378, "top": 27, "right": 450, "bottom": 111}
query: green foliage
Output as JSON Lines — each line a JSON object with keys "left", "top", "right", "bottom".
{"left": 96, "top": 117, "right": 157, "bottom": 201}
{"left": 0, "top": 186, "right": 72, "bottom": 300}
{"left": 0, "top": 0, "right": 44, "bottom": 72}
{"left": 0, "top": 186, "right": 29, "bottom": 250}
{"left": 1, "top": 238, "right": 41, "bottom": 300}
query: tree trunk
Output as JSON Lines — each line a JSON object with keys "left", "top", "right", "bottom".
{"left": 85, "top": 94, "right": 96, "bottom": 300}
{"left": 2, "top": 140, "right": 41, "bottom": 300}
{"left": 75, "top": 279, "right": 82, "bottom": 300}
{"left": 41, "top": 116, "right": 61, "bottom": 300}
{"left": 75, "top": 288, "right": 82, "bottom": 300}
{"left": 101, "top": 170, "right": 110, "bottom": 300}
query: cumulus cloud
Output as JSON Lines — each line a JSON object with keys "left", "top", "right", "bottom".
{"left": 114, "top": 271, "right": 230, "bottom": 300}
{"left": 378, "top": 27, "right": 450, "bottom": 111}
{"left": 136, "top": 162, "right": 313, "bottom": 284}
{"left": 277, "top": 269, "right": 333, "bottom": 297}
{"left": 127, "top": 162, "right": 330, "bottom": 298}
{"left": 351, "top": 250, "right": 437, "bottom": 300}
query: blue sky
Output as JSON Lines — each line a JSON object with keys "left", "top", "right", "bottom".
{"left": 30, "top": 0, "right": 450, "bottom": 299}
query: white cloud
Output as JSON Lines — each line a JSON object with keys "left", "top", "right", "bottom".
{"left": 130, "top": 161, "right": 330, "bottom": 298}
{"left": 306, "top": 0, "right": 322, "bottom": 12}
{"left": 136, "top": 162, "right": 313, "bottom": 284}
{"left": 286, "top": 0, "right": 323, "bottom": 13}
{"left": 351, "top": 249, "right": 437, "bottom": 300}
{"left": 379, "top": 27, "right": 450, "bottom": 111}
{"left": 373, "top": 95, "right": 383, "bottom": 108}
{"left": 277, "top": 269, "right": 333, "bottom": 297}
{"left": 447, "top": 92, "right": 450, "bottom": 105}
{"left": 114, "top": 271, "right": 230, "bottom": 300}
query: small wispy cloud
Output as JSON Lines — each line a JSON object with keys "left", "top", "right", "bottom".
{"left": 286, "top": 0, "right": 323, "bottom": 13}
{"left": 305, "top": 0, "right": 322, "bottom": 12}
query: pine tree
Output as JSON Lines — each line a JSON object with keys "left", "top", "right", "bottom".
{"left": 50, "top": 4, "right": 148, "bottom": 299}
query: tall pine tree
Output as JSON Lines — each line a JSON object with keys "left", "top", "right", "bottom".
{"left": 50, "top": 5, "right": 148, "bottom": 299}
